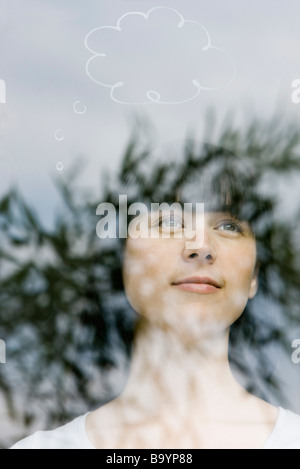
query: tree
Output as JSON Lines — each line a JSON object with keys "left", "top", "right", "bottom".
{"left": 1, "top": 116, "right": 300, "bottom": 448}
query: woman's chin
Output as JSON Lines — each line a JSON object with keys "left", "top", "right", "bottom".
{"left": 138, "top": 307, "right": 233, "bottom": 344}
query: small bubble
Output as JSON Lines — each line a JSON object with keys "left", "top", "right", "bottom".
{"left": 56, "top": 162, "right": 64, "bottom": 171}
{"left": 55, "top": 129, "right": 65, "bottom": 141}
{"left": 73, "top": 101, "right": 87, "bottom": 115}
{"left": 146, "top": 90, "right": 161, "bottom": 103}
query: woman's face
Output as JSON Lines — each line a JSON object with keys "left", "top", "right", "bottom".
{"left": 123, "top": 209, "right": 259, "bottom": 341}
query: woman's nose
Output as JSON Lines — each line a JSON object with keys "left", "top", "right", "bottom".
{"left": 182, "top": 248, "right": 215, "bottom": 264}
{"left": 182, "top": 230, "right": 216, "bottom": 264}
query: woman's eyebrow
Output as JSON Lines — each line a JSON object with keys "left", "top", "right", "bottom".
{"left": 206, "top": 212, "right": 252, "bottom": 226}
{"left": 207, "top": 211, "right": 242, "bottom": 218}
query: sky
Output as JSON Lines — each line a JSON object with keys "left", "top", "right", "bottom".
{"left": 0, "top": 0, "right": 300, "bottom": 226}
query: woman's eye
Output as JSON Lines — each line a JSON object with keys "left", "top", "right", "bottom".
{"left": 217, "top": 221, "right": 244, "bottom": 233}
{"left": 158, "top": 215, "right": 184, "bottom": 229}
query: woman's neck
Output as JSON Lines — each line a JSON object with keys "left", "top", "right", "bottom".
{"left": 87, "top": 317, "right": 278, "bottom": 449}
{"left": 117, "top": 318, "right": 248, "bottom": 423}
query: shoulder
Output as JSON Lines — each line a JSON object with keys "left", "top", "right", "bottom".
{"left": 264, "top": 408, "right": 300, "bottom": 450}
{"left": 10, "top": 414, "right": 94, "bottom": 450}
{"left": 282, "top": 408, "right": 300, "bottom": 442}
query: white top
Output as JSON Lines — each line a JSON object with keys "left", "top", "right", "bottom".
{"left": 11, "top": 407, "right": 300, "bottom": 450}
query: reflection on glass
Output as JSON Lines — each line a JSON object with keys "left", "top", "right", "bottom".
{"left": 2, "top": 123, "right": 300, "bottom": 449}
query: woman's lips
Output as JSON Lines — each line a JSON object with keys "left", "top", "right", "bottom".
{"left": 172, "top": 276, "right": 222, "bottom": 294}
{"left": 173, "top": 283, "right": 219, "bottom": 293}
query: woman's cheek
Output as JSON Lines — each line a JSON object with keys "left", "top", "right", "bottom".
{"left": 226, "top": 246, "right": 257, "bottom": 300}
{"left": 123, "top": 243, "right": 164, "bottom": 311}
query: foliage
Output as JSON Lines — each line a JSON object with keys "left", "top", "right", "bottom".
{"left": 1, "top": 116, "right": 300, "bottom": 447}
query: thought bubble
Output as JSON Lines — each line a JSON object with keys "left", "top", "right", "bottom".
{"left": 85, "top": 6, "right": 236, "bottom": 105}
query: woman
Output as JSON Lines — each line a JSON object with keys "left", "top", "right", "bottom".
{"left": 12, "top": 141, "right": 300, "bottom": 449}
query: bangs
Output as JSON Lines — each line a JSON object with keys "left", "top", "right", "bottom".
{"left": 174, "top": 152, "right": 263, "bottom": 226}
{"left": 117, "top": 142, "right": 273, "bottom": 236}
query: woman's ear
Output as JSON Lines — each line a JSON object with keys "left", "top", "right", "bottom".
{"left": 249, "top": 262, "right": 260, "bottom": 299}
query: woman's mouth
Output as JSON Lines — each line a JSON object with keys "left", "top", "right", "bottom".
{"left": 172, "top": 276, "right": 222, "bottom": 294}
